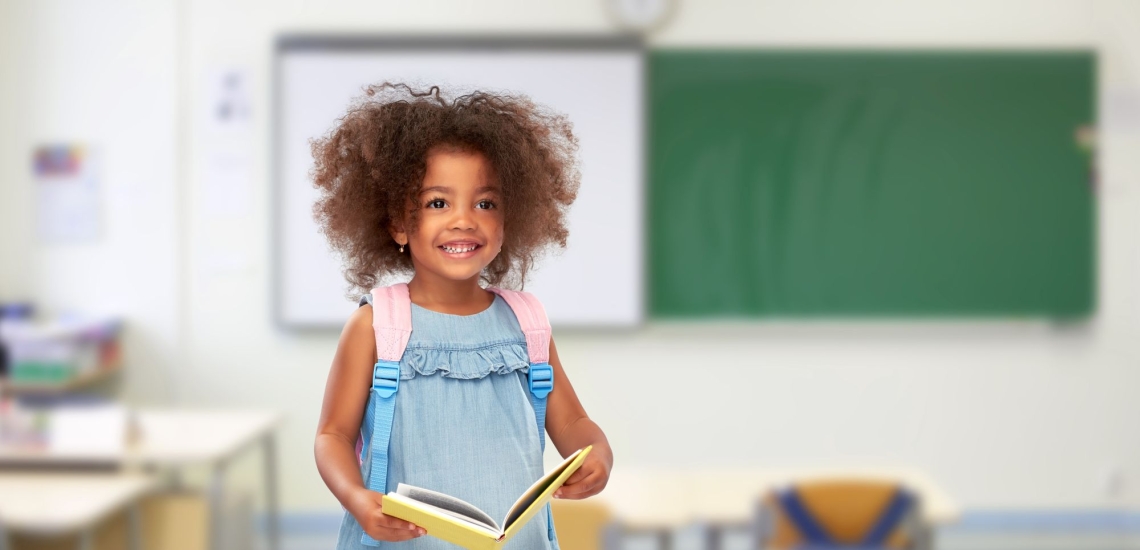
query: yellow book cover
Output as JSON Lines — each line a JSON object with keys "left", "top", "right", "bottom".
{"left": 380, "top": 446, "right": 593, "bottom": 550}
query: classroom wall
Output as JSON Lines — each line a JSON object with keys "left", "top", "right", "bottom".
{"left": 0, "top": 0, "right": 182, "bottom": 405}
{"left": 2, "top": 0, "right": 1140, "bottom": 514}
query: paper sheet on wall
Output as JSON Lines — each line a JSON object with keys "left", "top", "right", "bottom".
{"left": 35, "top": 144, "right": 100, "bottom": 243}
{"left": 201, "top": 66, "right": 253, "bottom": 219}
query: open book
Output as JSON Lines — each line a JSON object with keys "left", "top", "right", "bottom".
{"left": 380, "top": 446, "right": 592, "bottom": 550}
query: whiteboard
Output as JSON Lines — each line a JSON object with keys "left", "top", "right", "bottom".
{"left": 274, "top": 37, "right": 644, "bottom": 328}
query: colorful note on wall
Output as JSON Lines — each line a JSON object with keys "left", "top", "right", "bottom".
{"left": 34, "top": 144, "right": 100, "bottom": 243}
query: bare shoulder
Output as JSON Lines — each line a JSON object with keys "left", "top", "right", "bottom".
{"left": 340, "top": 304, "right": 377, "bottom": 363}
{"left": 348, "top": 303, "right": 373, "bottom": 329}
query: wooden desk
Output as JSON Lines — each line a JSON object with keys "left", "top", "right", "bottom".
{"left": 595, "top": 467, "right": 959, "bottom": 550}
{"left": 0, "top": 473, "right": 154, "bottom": 550}
{"left": 0, "top": 409, "right": 282, "bottom": 550}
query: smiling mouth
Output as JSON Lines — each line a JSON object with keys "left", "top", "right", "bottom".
{"left": 440, "top": 244, "right": 481, "bottom": 254}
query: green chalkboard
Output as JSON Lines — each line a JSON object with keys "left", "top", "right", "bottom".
{"left": 649, "top": 51, "right": 1095, "bottom": 318}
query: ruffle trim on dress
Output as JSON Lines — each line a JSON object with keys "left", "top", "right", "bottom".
{"left": 399, "top": 342, "right": 531, "bottom": 380}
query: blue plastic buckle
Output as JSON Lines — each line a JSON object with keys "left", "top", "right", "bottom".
{"left": 372, "top": 361, "right": 400, "bottom": 398}
{"left": 528, "top": 363, "right": 553, "bottom": 399}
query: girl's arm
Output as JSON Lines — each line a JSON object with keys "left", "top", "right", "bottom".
{"left": 544, "top": 337, "right": 613, "bottom": 499}
{"left": 314, "top": 305, "right": 424, "bottom": 541}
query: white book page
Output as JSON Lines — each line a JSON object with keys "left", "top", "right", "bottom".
{"left": 395, "top": 483, "right": 501, "bottom": 533}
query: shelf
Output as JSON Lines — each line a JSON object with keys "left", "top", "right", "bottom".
{"left": 0, "top": 361, "right": 122, "bottom": 396}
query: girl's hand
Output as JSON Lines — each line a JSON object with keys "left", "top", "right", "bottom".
{"left": 553, "top": 451, "right": 610, "bottom": 500}
{"left": 347, "top": 488, "right": 427, "bottom": 542}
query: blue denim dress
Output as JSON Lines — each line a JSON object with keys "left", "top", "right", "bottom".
{"left": 335, "top": 294, "right": 558, "bottom": 550}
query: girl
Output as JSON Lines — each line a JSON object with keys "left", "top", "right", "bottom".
{"left": 312, "top": 83, "right": 613, "bottom": 549}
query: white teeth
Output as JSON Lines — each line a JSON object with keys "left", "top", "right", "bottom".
{"left": 442, "top": 245, "right": 477, "bottom": 254}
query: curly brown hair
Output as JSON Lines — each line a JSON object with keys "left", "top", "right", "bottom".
{"left": 311, "top": 83, "right": 580, "bottom": 295}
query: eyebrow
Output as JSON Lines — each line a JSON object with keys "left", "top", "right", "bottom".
{"left": 420, "top": 185, "right": 500, "bottom": 195}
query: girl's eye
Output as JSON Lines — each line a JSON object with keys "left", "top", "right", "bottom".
{"left": 426, "top": 198, "right": 446, "bottom": 209}
{"left": 477, "top": 200, "right": 496, "bottom": 210}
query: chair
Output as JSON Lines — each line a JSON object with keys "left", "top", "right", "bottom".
{"left": 755, "top": 478, "right": 923, "bottom": 549}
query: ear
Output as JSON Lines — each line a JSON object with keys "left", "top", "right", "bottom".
{"left": 388, "top": 220, "right": 408, "bottom": 247}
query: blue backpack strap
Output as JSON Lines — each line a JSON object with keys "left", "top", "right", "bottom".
{"left": 528, "top": 364, "right": 554, "bottom": 452}
{"left": 359, "top": 284, "right": 412, "bottom": 547}
{"left": 488, "top": 287, "right": 557, "bottom": 543}
{"left": 776, "top": 488, "right": 834, "bottom": 547}
{"left": 859, "top": 487, "right": 915, "bottom": 547}
{"left": 529, "top": 364, "right": 556, "bottom": 542}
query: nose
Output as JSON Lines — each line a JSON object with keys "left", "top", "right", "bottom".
{"left": 449, "top": 203, "right": 476, "bottom": 231}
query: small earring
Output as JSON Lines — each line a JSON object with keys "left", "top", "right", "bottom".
{"left": 399, "top": 243, "right": 405, "bottom": 254}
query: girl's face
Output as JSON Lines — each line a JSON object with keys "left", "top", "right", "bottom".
{"left": 391, "top": 148, "right": 504, "bottom": 285}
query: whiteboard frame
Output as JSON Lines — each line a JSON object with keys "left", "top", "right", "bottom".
{"left": 271, "top": 34, "right": 646, "bottom": 330}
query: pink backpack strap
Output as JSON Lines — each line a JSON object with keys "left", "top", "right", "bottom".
{"left": 353, "top": 282, "right": 412, "bottom": 447}
{"left": 487, "top": 287, "right": 550, "bottom": 363}
{"left": 368, "top": 283, "right": 413, "bottom": 362}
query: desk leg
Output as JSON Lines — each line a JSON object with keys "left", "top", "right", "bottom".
{"left": 704, "top": 523, "right": 722, "bottom": 550}
{"left": 209, "top": 460, "right": 228, "bottom": 550}
{"left": 78, "top": 529, "right": 93, "bottom": 550}
{"left": 658, "top": 529, "right": 672, "bottom": 550}
{"left": 129, "top": 501, "right": 144, "bottom": 550}
{"left": 601, "top": 523, "right": 623, "bottom": 550}
{"left": 263, "top": 432, "right": 281, "bottom": 550}
{"left": 915, "top": 523, "right": 935, "bottom": 550}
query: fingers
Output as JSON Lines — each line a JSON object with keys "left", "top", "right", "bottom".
{"left": 562, "top": 467, "right": 588, "bottom": 487}
{"left": 366, "top": 508, "right": 426, "bottom": 541}
{"left": 557, "top": 475, "right": 604, "bottom": 499}
{"left": 365, "top": 525, "right": 425, "bottom": 542}
{"left": 555, "top": 468, "right": 607, "bottom": 500}
{"left": 553, "top": 464, "right": 591, "bottom": 499}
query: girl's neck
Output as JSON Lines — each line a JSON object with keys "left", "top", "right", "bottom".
{"left": 406, "top": 274, "right": 494, "bottom": 316}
